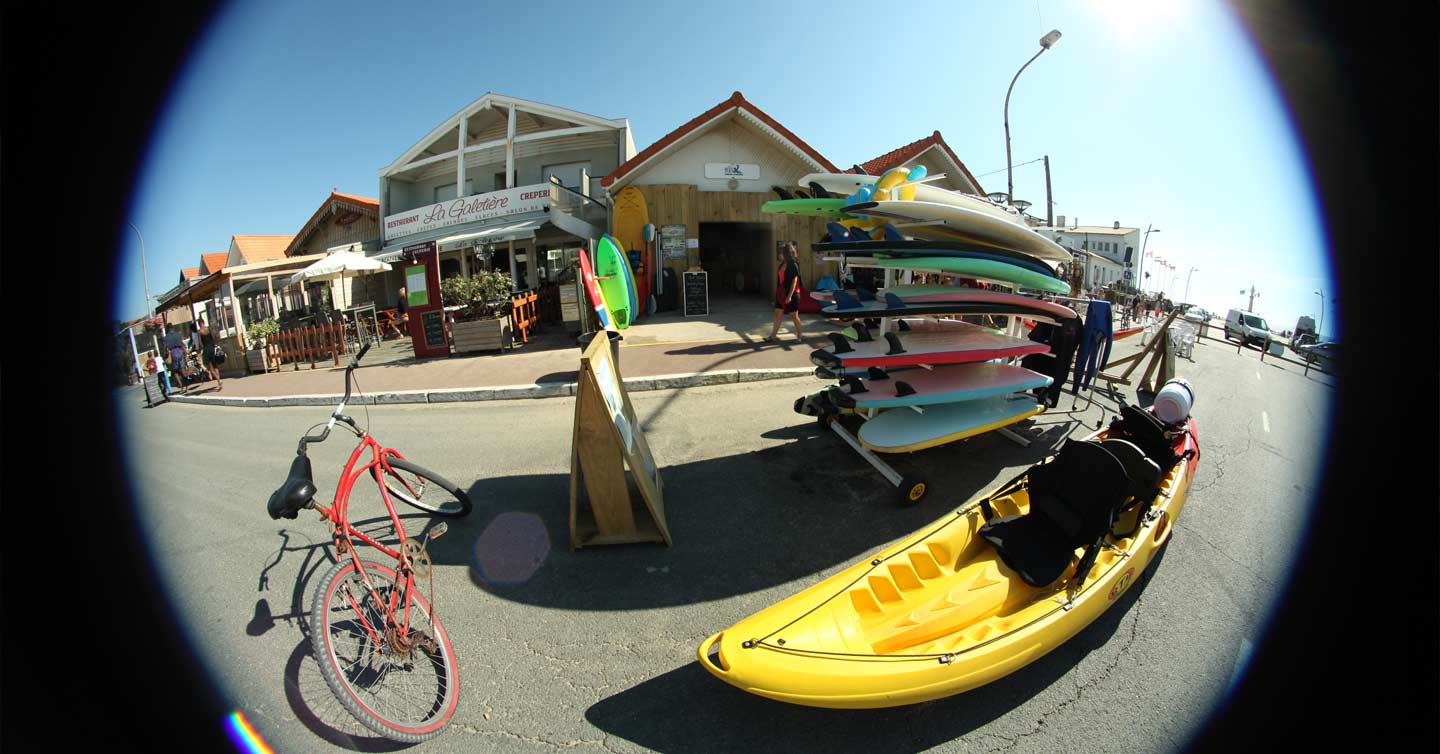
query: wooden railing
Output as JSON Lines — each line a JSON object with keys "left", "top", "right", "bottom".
{"left": 269, "top": 321, "right": 348, "bottom": 369}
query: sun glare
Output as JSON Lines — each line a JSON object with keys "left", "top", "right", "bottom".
{"left": 1084, "top": 0, "right": 1190, "bottom": 44}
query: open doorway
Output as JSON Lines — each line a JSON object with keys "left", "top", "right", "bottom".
{"left": 699, "top": 222, "right": 773, "bottom": 307}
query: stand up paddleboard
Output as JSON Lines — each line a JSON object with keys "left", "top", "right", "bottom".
{"left": 810, "top": 326, "right": 1048, "bottom": 369}
{"left": 857, "top": 396, "right": 1046, "bottom": 453}
{"left": 800, "top": 170, "right": 1031, "bottom": 227}
{"left": 807, "top": 362, "right": 1053, "bottom": 412}
{"left": 614, "top": 187, "right": 650, "bottom": 318}
{"left": 822, "top": 290, "right": 1077, "bottom": 322}
{"left": 854, "top": 256, "right": 1070, "bottom": 294}
{"left": 816, "top": 238, "right": 1059, "bottom": 274}
{"left": 594, "top": 234, "right": 636, "bottom": 329}
{"left": 577, "top": 244, "right": 610, "bottom": 329}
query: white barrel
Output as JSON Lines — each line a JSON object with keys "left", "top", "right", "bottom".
{"left": 1154, "top": 378, "right": 1195, "bottom": 424}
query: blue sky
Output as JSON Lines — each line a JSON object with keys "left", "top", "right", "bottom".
{"left": 117, "top": 0, "right": 1337, "bottom": 339}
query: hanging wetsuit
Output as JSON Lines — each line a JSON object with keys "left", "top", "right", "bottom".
{"left": 1072, "top": 299, "right": 1114, "bottom": 393}
{"left": 1022, "top": 315, "right": 1083, "bottom": 407}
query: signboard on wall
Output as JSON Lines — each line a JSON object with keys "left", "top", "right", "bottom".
{"left": 704, "top": 163, "right": 760, "bottom": 180}
{"left": 660, "top": 224, "right": 687, "bottom": 260}
{"left": 383, "top": 183, "right": 552, "bottom": 241}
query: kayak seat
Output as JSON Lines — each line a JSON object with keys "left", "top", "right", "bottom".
{"left": 979, "top": 441, "right": 1133, "bottom": 588}
{"left": 1098, "top": 439, "right": 1162, "bottom": 505}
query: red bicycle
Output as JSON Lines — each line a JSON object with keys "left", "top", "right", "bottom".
{"left": 268, "top": 341, "right": 472, "bottom": 742}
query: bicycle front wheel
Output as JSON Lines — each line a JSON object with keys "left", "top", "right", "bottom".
{"left": 310, "top": 558, "right": 460, "bottom": 743}
{"left": 379, "top": 457, "right": 473, "bottom": 518}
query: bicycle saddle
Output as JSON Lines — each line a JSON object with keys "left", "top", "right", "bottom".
{"left": 268, "top": 453, "right": 317, "bottom": 520}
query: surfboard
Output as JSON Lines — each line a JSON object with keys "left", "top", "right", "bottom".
{"left": 577, "top": 244, "right": 610, "bottom": 329}
{"left": 761, "top": 198, "right": 856, "bottom": 219}
{"left": 800, "top": 172, "right": 1031, "bottom": 228}
{"left": 825, "top": 247, "right": 1058, "bottom": 279}
{"left": 824, "top": 362, "right": 1052, "bottom": 410}
{"left": 820, "top": 297, "right": 1066, "bottom": 324}
{"left": 821, "top": 289, "right": 1077, "bottom": 321}
{"left": 860, "top": 256, "right": 1070, "bottom": 294}
{"left": 857, "top": 396, "right": 1046, "bottom": 453}
{"left": 810, "top": 327, "right": 1049, "bottom": 369}
{"left": 817, "top": 238, "right": 1058, "bottom": 270}
{"left": 594, "top": 234, "right": 634, "bottom": 329}
{"left": 844, "top": 200, "right": 1071, "bottom": 263}
{"left": 613, "top": 187, "right": 650, "bottom": 319}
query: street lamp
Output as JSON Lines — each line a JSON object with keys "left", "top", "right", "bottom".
{"left": 1314, "top": 289, "right": 1324, "bottom": 338}
{"left": 1005, "top": 29, "right": 1062, "bottom": 206}
{"left": 128, "top": 221, "right": 152, "bottom": 320}
{"left": 1138, "top": 224, "right": 1160, "bottom": 295}
{"left": 1184, "top": 266, "right": 1199, "bottom": 302}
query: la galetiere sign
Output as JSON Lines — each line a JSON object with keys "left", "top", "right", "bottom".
{"left": 384, "top": 184, "right": 552, "bottom": 241}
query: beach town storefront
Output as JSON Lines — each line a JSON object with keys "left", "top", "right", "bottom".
{"left": 374, "top": 94, "right": 631, "bottom": 299}
{"left": 598, "top": 92, "right": 841, "bottom": 308}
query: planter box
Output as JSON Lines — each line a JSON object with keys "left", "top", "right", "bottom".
{"left": 452, "top": 315, "right": 511, "bottom": 354}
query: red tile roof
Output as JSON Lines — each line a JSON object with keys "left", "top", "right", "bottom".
{"left": 283, "top": 190, "right": 380, "bottom": 257}
{"left": 849, "top": 131, "right": 985, "bottom": 194}
{"left": 182, "top": 267, "right": 200, "bottom": 281}
{"left": 200, "top": 253, "right": 229, "bottom": 275}
{"left": 233, "top": 235, "right": 295, "bottom": 264}
{"left": 602, "top": 91, "right": 838, "bottom": 186}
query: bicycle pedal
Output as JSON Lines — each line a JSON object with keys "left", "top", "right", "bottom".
{"left": 427, "top": 522, "right": 448, "bottom": 540}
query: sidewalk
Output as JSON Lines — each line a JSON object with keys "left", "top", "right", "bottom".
{"left": 170, "top": 294, "right": 840, "bottom": 407}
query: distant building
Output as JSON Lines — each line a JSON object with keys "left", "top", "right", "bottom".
{"left": 1040, "top": 218, "right": 1141, "bottom": 291}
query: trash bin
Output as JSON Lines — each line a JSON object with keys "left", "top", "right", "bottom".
{"left": 578, "top": 330, "right": 622, "bottom": 368}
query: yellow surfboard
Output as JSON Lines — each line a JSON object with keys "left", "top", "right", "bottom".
{"left": 613, "top": 186, "right": 650, "bottom": 315}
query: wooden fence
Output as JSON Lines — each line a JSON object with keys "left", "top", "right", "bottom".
{"left": 268, "top": 321, "right": 349, "bottom": 370}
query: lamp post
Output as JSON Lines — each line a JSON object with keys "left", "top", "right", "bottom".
{"left": 1137, "top": 224, "right": 1160, "bottom": 295}
{"left": 1314, "top": 289, "right": 1324, "bottom": 338}
{"left": 1005, "top": 29, "right": 1062, "bottom": 206}
{"left": 128, "top": 221, "right": 153, "bottom": 321}
{"left": 1184, "top": 267, "right": 1199, "bottom": 302}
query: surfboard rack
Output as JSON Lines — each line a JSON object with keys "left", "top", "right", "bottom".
{"left": 825, "top": 417, "right": 928, "bottom": 506}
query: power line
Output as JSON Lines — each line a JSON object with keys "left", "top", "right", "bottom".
{"left": 975, "top": 157, "right": 1045, "bottom": 178}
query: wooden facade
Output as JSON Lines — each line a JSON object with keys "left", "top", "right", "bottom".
{"left": 633, "top": 184, "right": 836, "bottom": 299}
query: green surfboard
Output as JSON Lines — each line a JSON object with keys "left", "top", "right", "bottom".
{"left": 761, "top": 198, "right": 855, "bottom": 219}
{"left": 594, "top": 234, "right": 634, "bottom": 329}
{"left": 867, "top": 256, "right": 1070, "bottom": 294}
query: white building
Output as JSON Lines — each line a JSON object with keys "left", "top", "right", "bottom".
{"left": 1040, "top": 218, "right": 1141, "bottom": 291}
{"left": 376, "top": 93, "right": 636, "bottom": 290}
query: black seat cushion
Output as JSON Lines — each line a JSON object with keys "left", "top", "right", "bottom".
{"left": 1099, "top": 438, "right": 1162, "bottom": 502}
{"left": 980, "top": 441, "right": 1133, "bottom": 587}
{"left": 267, "top": 453, "right": 317, "bottom": 520}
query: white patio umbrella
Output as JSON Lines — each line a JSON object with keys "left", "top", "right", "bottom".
{"left": 286, "top": 251, "right": 393, "bottom": 310}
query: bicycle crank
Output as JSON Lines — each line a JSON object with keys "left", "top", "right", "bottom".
{"left": 400, "top": 538, "right": 432, "bottom": 578}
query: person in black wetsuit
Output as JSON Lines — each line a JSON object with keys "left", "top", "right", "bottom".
{"left": 765, "top": 242, "right": 804, "bottom": 343}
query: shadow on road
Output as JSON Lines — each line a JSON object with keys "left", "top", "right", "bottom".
{"left": 583, "top": 542, "right": 1170, "bottom": 754}
{"left": 422, "top": 416, "right": 1085, "bottom": 611}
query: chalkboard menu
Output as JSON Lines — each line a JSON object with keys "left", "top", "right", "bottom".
{"left": 683, "top": 271, "right": 708, "bottom": 317}
{"left": 421, "top": 310, "right": 447, "bottom": 348}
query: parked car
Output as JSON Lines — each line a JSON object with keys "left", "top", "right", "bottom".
{"left": 1224, "top": 308, "right": 1273, "bottom": 349}
{"left": 1297, "top": 341, "right": 1338, "bottom": 369}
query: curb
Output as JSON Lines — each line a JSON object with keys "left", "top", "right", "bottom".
{"left": 166, "top": 368, "right": 815, "bottom": 408}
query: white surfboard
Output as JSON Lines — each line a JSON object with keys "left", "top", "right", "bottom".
{"left": 844, "top": 200, "right": 1071, "bottom": 263}
{"left": 857, "top": 396, "right": 1046, "bottom": 453}
{"left": 830, "top": 362, "right": 1052, "bottom": 410}
{"left": 799, "top": 172, "right": 1028, "bottom": 228}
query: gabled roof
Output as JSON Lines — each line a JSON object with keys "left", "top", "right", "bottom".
{"left": 200, "top": 253, "right": 229, "bottom": 275}
{"left": 848, "top": 131, "right": 985, "bottom": 194}
{"left": 282, "top": 190, "right": 380, "bottom": 257}
{"left": 233, "top": 235, "right": 295, "bottom": 265}
{"left": 602, "top": 91, "right": 839, "bottom": 188}
{"left": 180, "top": 267, "right": 200, "bottom": 283}
{"left": 382, "top": 92, "right": 630, "bottom": 178}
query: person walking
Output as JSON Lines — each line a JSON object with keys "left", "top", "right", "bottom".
{"left": 197, "top": 314, "right": 223, "bottom": 391}
{"left": 163, "top": 327, "right": 189, "bottom": 394}
{"left": 387, "top": 285, "right": 409, "bottom": 339}
{"left": 765, "top": 242, "right": 804, "bottom": 343}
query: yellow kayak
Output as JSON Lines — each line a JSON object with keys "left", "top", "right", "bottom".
{"left": 698, "top": 408, "right": 1201, "bottom": 708}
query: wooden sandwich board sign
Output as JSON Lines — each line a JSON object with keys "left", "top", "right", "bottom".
{"left": 569, "top": 331, "right": 671, "bottom": 549}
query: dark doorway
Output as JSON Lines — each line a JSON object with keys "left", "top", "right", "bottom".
{"left": 699, "top": 222, "right": 773, "bottom": 305}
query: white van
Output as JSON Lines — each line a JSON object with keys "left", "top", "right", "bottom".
{"left": 1224, "top": 308, "right": 1273, "bottom": 348}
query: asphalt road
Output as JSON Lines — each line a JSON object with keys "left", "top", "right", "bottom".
{"left": 111, "top": 334, "right": 1337, "bottom": 753}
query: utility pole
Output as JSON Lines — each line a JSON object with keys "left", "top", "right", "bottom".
{"left": 1043, "top": 155, "right": 1053, "bottom": 227}
{"left": 1242, "top": 285, "right": 1260, "bottom": 311}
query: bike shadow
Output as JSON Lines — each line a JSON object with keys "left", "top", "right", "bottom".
{"left": 422, "top": 418, "right": 1074, "bottom": 611}
{"left": 583, "top": 541, "right": 1171, "bottom": 754}
{"left": 280, "top": 639, "right": 412, "bottom": 752}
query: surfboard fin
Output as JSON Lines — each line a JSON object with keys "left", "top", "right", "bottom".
{"left": 829, "top": 386, "right": 857, "bottom": 410}
{"left": 832, "top": 290, "right": 861, "bottom": 311}
{"left": 894, "top": 381, "right": 917, "bottom": 398}
{"left": 826, "top": 221, "right": 852, "bottom": 241}
{"left": 814, "top": 366, "right": 840, "bottom": 381}
{"left": 852, "top": 323, "right": 874, "bottom": 342}
{"left": 883, "top": 292, "right": 905, "bottom": 309}
{"left": 809, "top": 181, "right": 831, "bottom": 199}
{"left": 897, "top": 319, "right": 912, "bottom": 331}
{"left": 857, "top": 287, "right": 877, "bottom": 302}
{"left": 841, "top": 376, "right": 867, "bottom": 394}
{"left": 810, "top": 350, "right": 841, "bottom": 368}
{"left": 772, "top": 186, "right": 795, "bottom": 200}
{"left": 794, "top": 189, "right": 811, "bottom": 199}
{"left": 867, "top": 367, "right": 890, "bottom": 380}
{"left": 826, "top": 333, "right": 854, "bottom": 354}
{"left": 851, "top": 164, "right": 869, "bottom": 175}
{"left": 884, "top": 331, "right": 906, "bottom": 355}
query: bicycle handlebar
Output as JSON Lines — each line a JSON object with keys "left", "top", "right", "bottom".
{"left": 298, "top": 341, "right": 373, "bottom": 453}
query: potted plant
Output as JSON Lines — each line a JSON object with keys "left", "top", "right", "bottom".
{"left": 245, "top": 317, "right": 281, "bottom": 372}
{"left": 443, "top": 271, "right": 515, "bottom": 353}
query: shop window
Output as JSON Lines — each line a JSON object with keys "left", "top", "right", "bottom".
{"left": 434, "top": 180, "right": 473, "bottom": 203}
{"left": 439, "top": 258, "right": 462, "bottom": 279}
{"left": 494, "top": 170, "right": 517, "bottom": 190}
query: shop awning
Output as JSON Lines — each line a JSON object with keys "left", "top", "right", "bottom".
{"left": 156, "top": 270, "right": 226, "bottom": 312}
{"left": 435, "top": 218, "right": 545, "bottom": 251}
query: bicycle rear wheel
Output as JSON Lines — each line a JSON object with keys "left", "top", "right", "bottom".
{"left": 379, "top": 456, "right": 473, "bottom": 518}
{"left": 310, "top": 558, "right": 460, "bottom": 743}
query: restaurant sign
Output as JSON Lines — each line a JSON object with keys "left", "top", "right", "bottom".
{"left": 384, "top": 183, "right": 552, "bottom": 241}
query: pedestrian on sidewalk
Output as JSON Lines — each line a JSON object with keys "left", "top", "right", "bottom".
{"left": 197, "top": 314, "right": 222, "bottom": 391}
{"left": 387, "top": 286, "right": 409, "bottom": 339}
{"left": 164, "top": 327, "right": 189, "bottom": 394}
{"left": 765, "top": 241, "right": 804, "bottom": 343}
